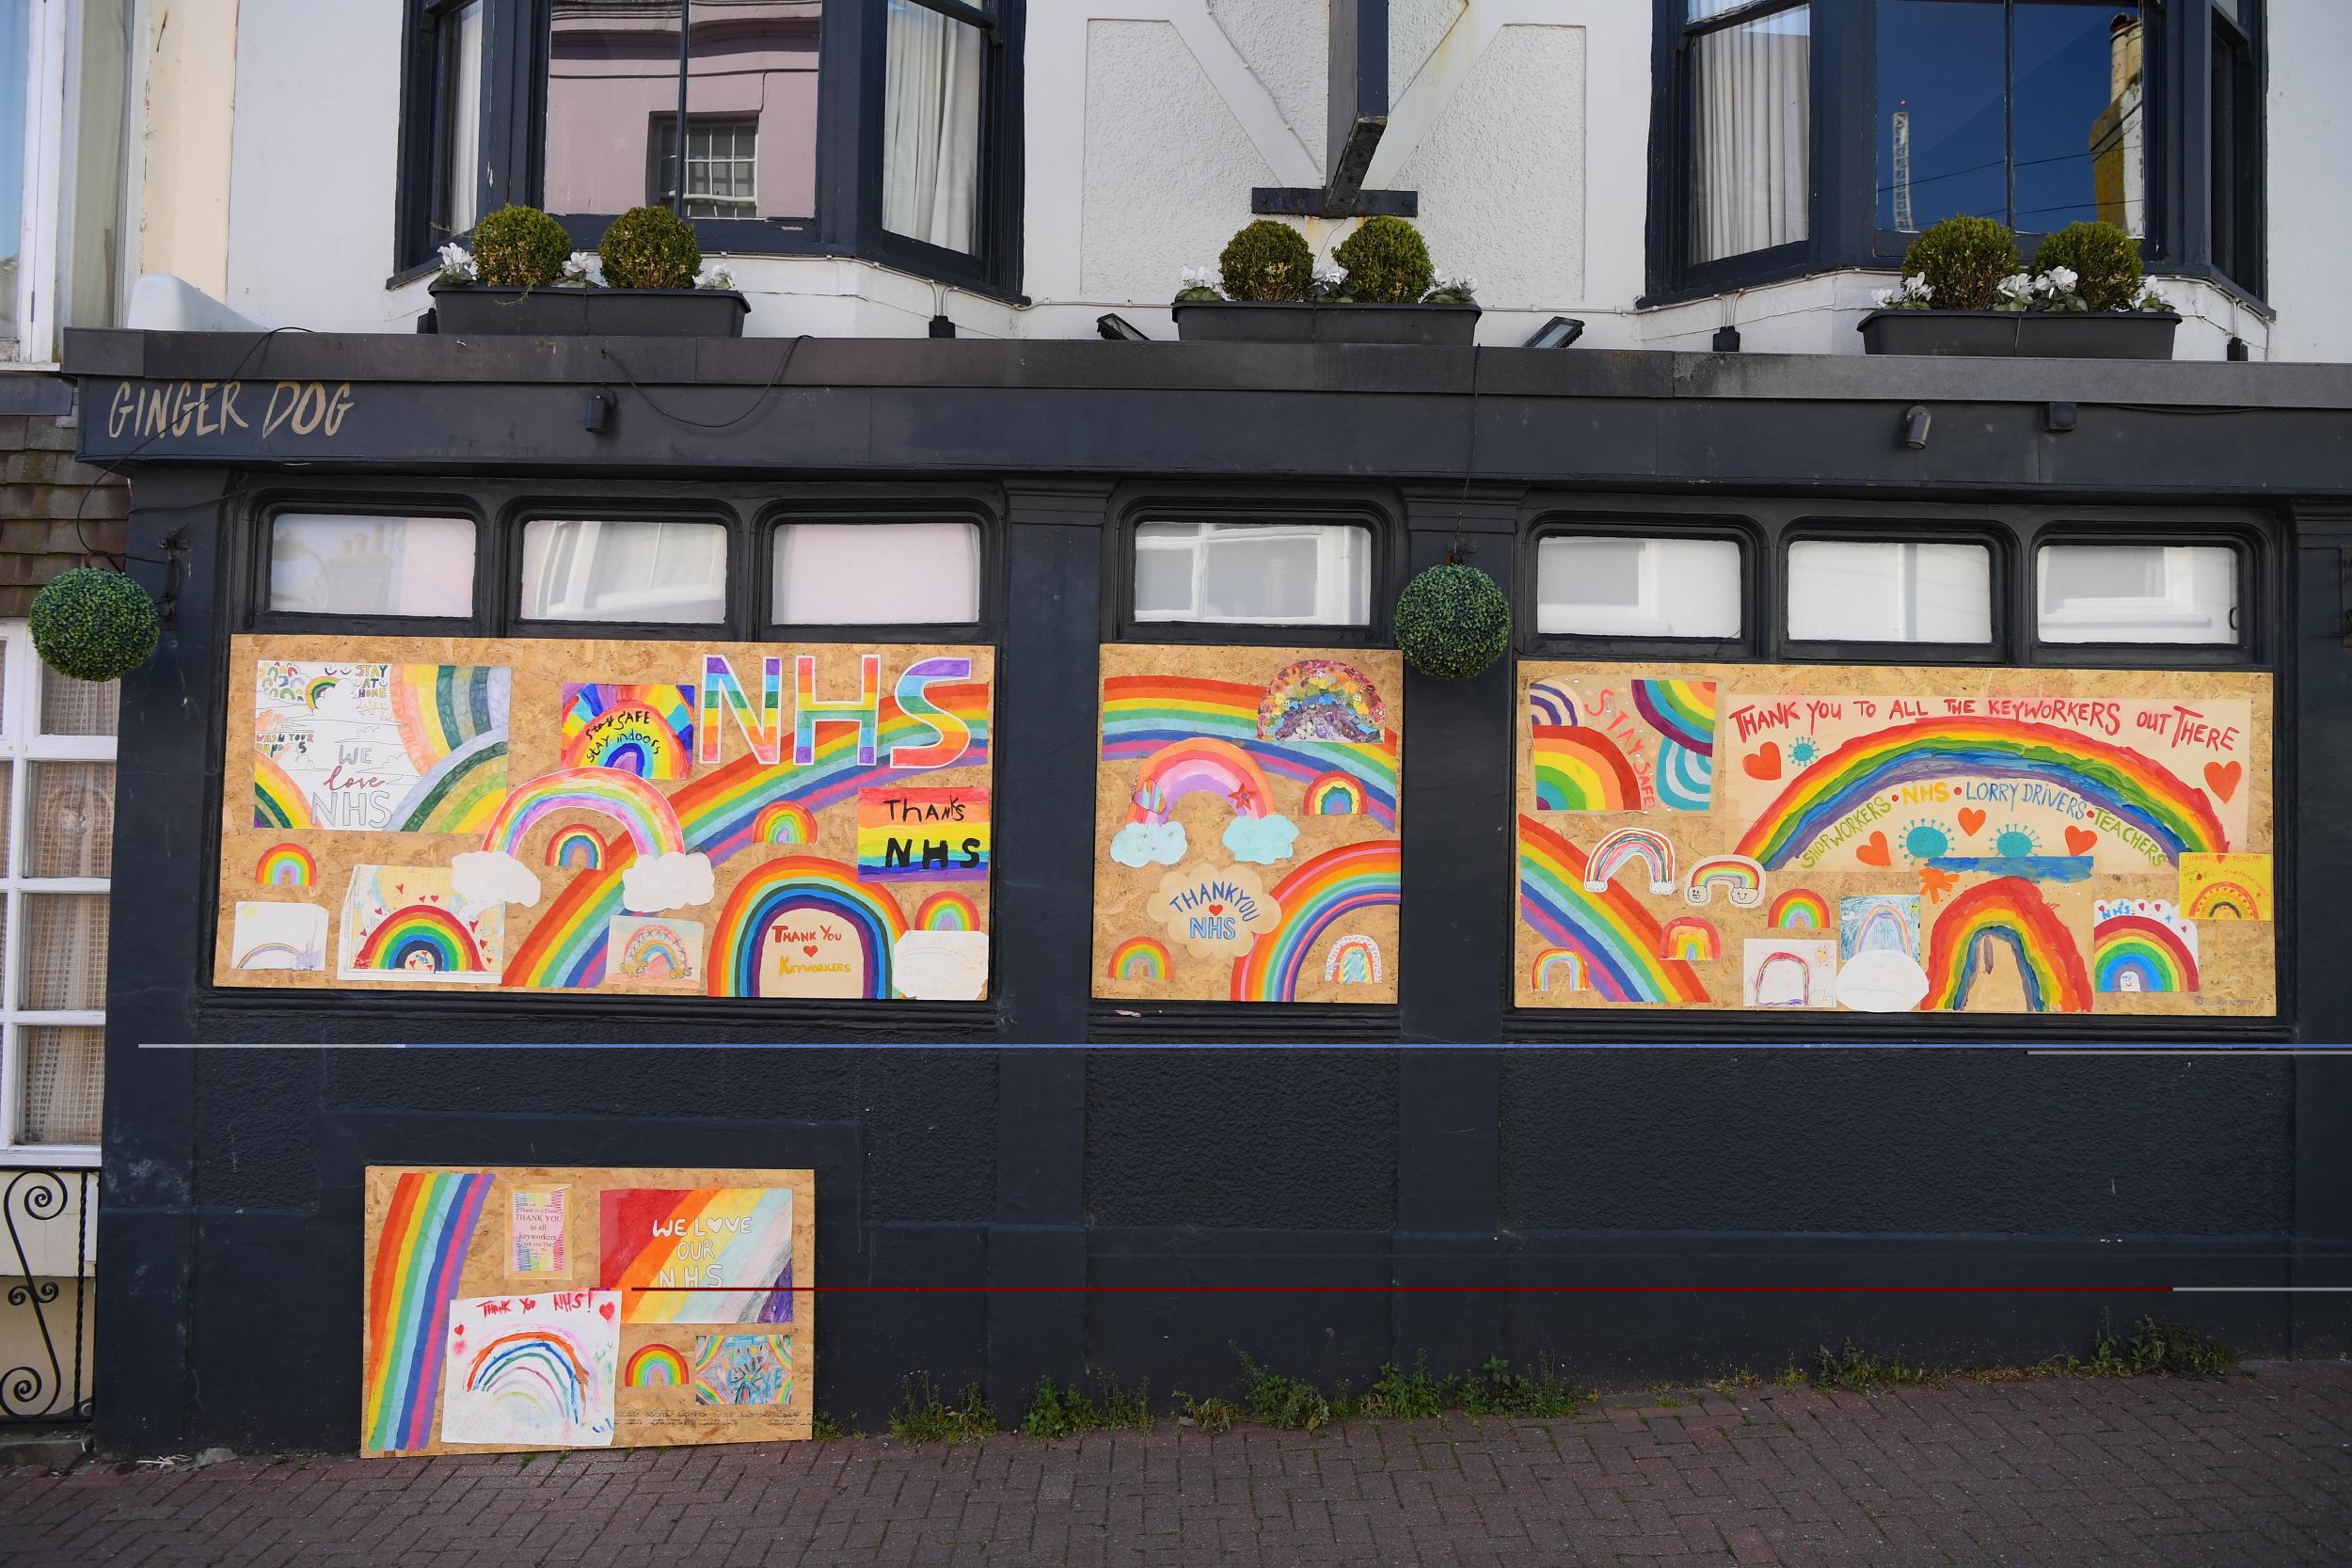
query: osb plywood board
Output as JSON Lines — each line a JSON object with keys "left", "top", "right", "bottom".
{"left": 219, "top": 636, "right": 993, "bottom": 1001}
{"left": 361, "top": 1165, "right": 815, "bottom": 1455}
{"left": 1513, "top": 662, "right": 2275, "bottom": 1017}
{"left": 1091, "top": 643, "right": 1404, "bottom": 1005}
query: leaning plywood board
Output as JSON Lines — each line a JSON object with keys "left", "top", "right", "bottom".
{"left": 361, "top": 1165, "right": 816, "bottom": 1455}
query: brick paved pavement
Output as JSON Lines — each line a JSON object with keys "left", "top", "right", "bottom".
{"left": 6, "top": 1364, "right": 2349, "bottom": 1566}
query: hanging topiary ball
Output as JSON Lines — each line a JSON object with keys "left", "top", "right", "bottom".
{"left": 30, "top": 566, "right": 161, "bottom": 683}
{"left": 1396, "top": 560, "right": 1508, "bottom": 680}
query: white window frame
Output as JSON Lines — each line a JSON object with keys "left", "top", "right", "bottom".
{"left": 2035, "top": 544, "right": 2239, "bottom": 641}
{"left": 0, "top": 621, "right": 113, "bottom": 1168}
{"left": 6, "top": 0, "right": 70, "bottom": 365}
{"left": 1133, "top": 520, "right": 1372, "bottom": 627}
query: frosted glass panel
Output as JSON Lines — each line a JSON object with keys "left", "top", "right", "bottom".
{"left": 1536, "top": 537, "right": 1742, "bottom": 637}
{"left": 27, "top": 762, "right": 114, "bottom": 878}
{"left": 1134, "top": 522, "right": 1371, "bottom": 626}
{"left": 1787, "top": 541, "right": 1991, "bottom": 642}
{"left": 19, "top": 1026, "right": 104, "bottom": 1145}
{"left": 772, "top": 523, "right": 981, "bottom": 624}
{"left": 21, "top": 895, "right": 108, "bottom": 1010}
{"left": 521, "top": 519, "right": 728, "bottom": 624}
{"left": 270, "top": 515, "right": 475, "bottom": 617}
{"left": 2037, "top": 545, "right": 2237, "bottom": 644}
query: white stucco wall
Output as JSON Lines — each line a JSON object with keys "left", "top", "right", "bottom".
{"left": 2259, "top": 0, "right": 2352, "bottom": 362}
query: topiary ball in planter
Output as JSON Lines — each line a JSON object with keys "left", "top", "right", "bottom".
{"left": 472, "top": 204, "right": 572, "bottom": 287}
{"left": 2029, "top": 221, "right": 2143, "bottom": 310}
{"left": 1335, "top": 215, "right": 1435, "bottom": 306}
{"left": 1218, "top": 219, "right": 1314, "bottom": 302}
{"left": 599, "top": 204, "right": 702, "bottom": 290}
{"left": 1396, "top": 562, "right": 1508, "bottom": 680}
{"left": 1900, "top": 215, "right": 2019, "bottom": 310}
{"left": 31, "top": 566, "right": 160, "bottom": 683}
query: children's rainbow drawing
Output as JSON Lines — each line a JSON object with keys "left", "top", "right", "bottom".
{"left": 500, "top": 841, "right": 636, "bottom": 990}
{"left": 624, "top": 1342, "right": 690, "bottom": 1388}
{"left": 1683, "top": 855, "right": 1766, "bottom": 909}
{"left": 705, "top": 856, "right": 907, "bottom": 999}
{"left": 1517, "top": 816, "right": 1708, "bottom": 1005}
{"left": 1532, "top": 947, "right": 1589, "bottom": 992}
{"left": 1581, "top": 827, "right": 1678, "bottom": 895}
{"left": 1531, "top": 725, "right": 1641, "bottom": 812}
{"left": 1304, "top": 771, "right": 1369, "bottom": 816}
{"left": 1324, "top": 933, "right": 1383, "bottom": 985}
{"left": 482, "top": 768, "right": 688, "bottom": 861}
{"left": 754, "top": 800, "right": 819, "bottom": 846}
{"left": 1748, "top": 949, "right": 1820, "bottom": 1007}
{"left": 915, "top": 891, "right": 980, "bottom": 931}
{"left": 560, "top": 684, "right": 696, "bottom": 779}
{"left": 1256, "top": 659, "right": 1388, "bottom": 744}
{"left": 1839, "top": 895, "right": 1921, "bottom": 962}
{"left": 385, "top": 665, "right": 512, "bottom": 833}
{"left": 2184, "top": 881, "right": 2260, "bottom": 919}
{"left": 1734, "top": 718, "right": 2229, "bottom": 869}
{"left": 1655, "top": 740, "right": 1714, "bottom": 812}
{"left": 457, "top": 1328, "right": 595, "bottom": 1433}
{"left": 600, "top": 1187, "right": 795, "bottom": 1323}
{"left": 691, "top": 1333, "right": 792, "bottom": 1407}
{"left": 362, "top": 1170, "right": 491, "bottom": 1453}
{"left": 1100, "top": 674, "right": 1398, "bottom": 829}
{"left": 1107, "top": 935, "right": 1171, "bottom": 981}
{"left": 1767, "top": 888, "right": 1831, "bottom": 930}
{"left": 303, "top": 675, "right": 338, "bottom": 709}
{"left": 251, "top": 752, "right": 308, "bottom": 832}
{"left": 1920, "top": 876, "right": 2092, "bottom": 1013}
{"left": 546, "top": 829, "right": 605, "bottom": 871}
{"left": 1659, "top": 914, "right": 1721, "bottom": 962}
{"left": 2179, "top": 854, "right": 2270, "bottom": 921}
{"left": 612, "top": 918, "right": 699, "bottom": 985}
{"left": 2092, "top": 909, "right": 2201, "bottom": 993}
{"left": 1631, "top": 679, "right": 1716, "bottom": 754}
{"left": 1527, "top": 680, "right": 1579, "bottom": 728}
{"left": 1230, "top": 840, "right": 1402, "bottom": 1003}
{"left": 254, "top": 843, "right": 317, "bottom": 887}
{"left": 254, "top": 662, "right": 509, "bottom": 833}
{"left": 353, "top": 904, "right": 489, "bottom": 975}
{"left": 1125, "top": 738, "right": 1276, "bottom": 823}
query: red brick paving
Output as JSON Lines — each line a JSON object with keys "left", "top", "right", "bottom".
{"left": 5, "top": 1364, "right": 2350, "bottom": 1566}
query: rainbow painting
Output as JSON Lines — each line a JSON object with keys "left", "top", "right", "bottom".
{"left": 1659, "top": 914, "right": 1721, "bottom": 962}
{"left": 2178, "top": 852, "right": 2271, "bottom": 922}
{"left": 1324, "top": 933, "right": 1383, "bottom": 985}
{"left": 1767, "top": 888, "right": 1831, "bottom": 930}
{"left": 691, "top": 1333, "right": 793, "bottom": 1408}
{"left": 1581, "top": 827, "right": 1677, "bottom": 895}
{"left": 1839, "top": 895, "right": 1921, "bottom": 962}
{"left": 1256, "top": 658, "right": 1388, "bottom": 744}
{"left": 2091, "top": 903, "right": 2201, "bottom": 994}
{"left": 353, "top": 904, "right": 489, "bottom": 976}
{"left": 705, "top": 856, "right": 907, "bottom": 999}
{"left": 1655, "top": 740, "right": 1714, "bottom": 812}
{"left": 254, "top": 843, "right": 317, "bottom": 887}
{"left": 1230, "top": 839, "right": 1402, "bottom": 1003}
{"left": 1107, "top": 935, "right": 1171, "bottom": 981}
{"left": 500, "top": 841, "right": 636, "bottom": 990}
{"left": 1518, "top": 816, "right": 1708, "bottom": 1006}
{"left": 915, "top": 891, "right": 980, "bottom": 931}
{"left": 483, "top": 768, "right": 688, "bottom": 861}
{"left": 608, "top": 914, "right": 704, "bottom": 989}
{"left": 1126, "top": 738, "right": 1275, "bottom": 824}
{"left": 362, "top": 1170, "right": 491, "bottom": 1453}
{"left": 624, "top": 1342, "right": 690, "bottom": 1388}
{"left": 1631, "top": 679, "right": 1716, "bottom": 755}
{"left": 754, "top": 800, "right": 819, "bottom": 847}
{"left": 560, "top": 684, "right": 696, "bottom": 780}
{"left": 1919, "top": 877, "right": 2093, "bottom": 1013}
{"left": 1304, "top": 770, "right": 1369, "bottom": 816}
{"left": 1531, "top": 726, "right": 1641, "bottom": 812}
{"left": 1735, "top": 718, "right": 2229, "bottom": 870}
{"left": 1527, "top": 680, "right": 1579, "bottom": 728}
{"left": 546, "top": 829, "right": 605, "bottom": 871}
{"left": 1532, "top": 947, "right": 1589, "bottom": 992}
{"left": 1683, "top": 855, "right": 1766, "bottom": 909}
{"left": 600, "top": 1188, "right": 796, "bottom": 1324}
{"left": 438, "top": 1292, "right": 618, "bottom": 1448}
{"left": 1101, "top": 674, "right": 1398, "bottom": 829}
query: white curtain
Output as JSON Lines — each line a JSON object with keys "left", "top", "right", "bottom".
{"left": 882, "top": 0, "right": 982, "bottom": 254}
{"left": 1691, "top": 6, "right": 1810, "bottom": 264}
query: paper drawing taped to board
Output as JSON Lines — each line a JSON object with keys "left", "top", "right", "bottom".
{"left": 1743, "top": 939, "right": 1836, "bottom": 1009}
{"left": 511, "top": 1188, "right": 568, "bottom": 1274}
{"left": 560, "top": 684, "right": 696, "bottom": 778}
{"left": 2091, "top": 898, "right": 2201, "bottom": 992}
{"left": 254, "top": 661, "right": 511, "bottom": 832}
{"left": 691, "top": 1334, "right": 793, "bottom": 1407}
{"left": 230, "top": 900, "right": 328, "bottom": 971}
{"left": 338, "top": 865, "right": 505, "bottom": 984}
{"left": 439, "top": 1291, "right": 619, "bottom": 1448}
{"left": 598, "top": 1188, "right": 795, "bottom": 1324}
{"left": 605, "top": 914, "right": 706, "bottom": 989}
{"left": 855, "top": 786, "right": 988, "bottom": 881}
{"left": 1151, "top": 862, "right": 1279, "bottom": 960}
{"left": 2178, "top": 852, "right": 2272, "bottom": 921}
{"left": 892, "top": 930, "right": 989, "bottom": 1000}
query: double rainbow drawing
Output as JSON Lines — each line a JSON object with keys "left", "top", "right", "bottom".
{"left": 1919, "top": 877, "right": 2092, "bottom": 1013}
{"left": 1581, "top": 827, "right": 1677, "bottom": 895}
{"left": 363, "top": 1170, "right": 491, "bottom": 1453}
{"left": 1229, "top": 840, "right": 1401, "bottom": 1003}
{"left": 1518, "top": 817, "right": 1708, "bottom": 1005}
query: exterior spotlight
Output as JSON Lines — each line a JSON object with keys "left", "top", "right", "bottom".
{"left": 1901, "top": 405, "right": 1932, "bottom": 449}
{"left": 1096, "top": 313, "right": 1152, "bottom": 341}
{"left": 1523, "top": 315, "right": 1584, "bottom": 349}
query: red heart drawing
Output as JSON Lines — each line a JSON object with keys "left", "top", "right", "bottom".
{"left": 1742, "top": 742, "right": 1783, "bottom": 782}
{"left": 802, "top": 944, "right": 819, "bottom": 957}
{"left": 1856, "top": 832, "right": 1892, "bottom": 867}
{"left": 599, "top": 1302, "right": 615, "bottom": 1322}
{"left": 2204, "top": 760, "right": 2242, "bottom": 803}
{"left": 2065, "top": 826, "right": 2098, "bottom": 855}
{"left": 1208, "top": 903, "right": 1224, "bottom": 916}
{"left": 1958, "top": 808, "right": 1986, "bottom": 837}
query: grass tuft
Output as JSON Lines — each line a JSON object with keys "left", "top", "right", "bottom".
{"left": 1020, "top": 1375, "right": 1154, "bottom": 1440}
{"left": 888, "top": 1373, "right": 993, "bottom": 1443}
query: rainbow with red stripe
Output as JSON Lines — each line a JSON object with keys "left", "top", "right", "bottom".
{"left": 353, "top": 904, "right": 489, "bottom": 974}
{"left": 915, "top": 891, "right": 980, "bottom": 931}
{"left": 1767, "top": 888, "right": 1831, "bottom": 930}
{"left": 254, "top": 843, "right": 317, "bottom": 887}
{"left": 1107, "top": 935, "right": 1170, "bottom": 981}
{"left": 362, "top": 1170, "right": 491, "bottom": 1452}
{"left": 1230, "top": 840, "right": 1401, "bottom": 1003}
{"left": 1518, "top": 816, "right": 1708, "bottom": 1005}
{"left": 1919, "top": 877, "right": 2092, "bottom": 1013}
{"left": 705, "top": 856, "right": 907, "bottom": 998}
{"left": 1101, "top": 675, "right": 1397, "bottom": 829}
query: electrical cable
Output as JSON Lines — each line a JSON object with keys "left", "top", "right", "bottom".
{"left": 599, "top": 335, "right": 808, "bottom": 432}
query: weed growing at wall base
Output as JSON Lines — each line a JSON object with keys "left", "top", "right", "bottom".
{"left": 1020, "top": 1375, "right": 1154, "bottom": 1439}
{"left": 887, "top": 1373, "right": 993, "bottom": 1443}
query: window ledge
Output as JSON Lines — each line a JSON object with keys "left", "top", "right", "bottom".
{"left": 0, "top": 1146, "right": 102, "bottom": 1170}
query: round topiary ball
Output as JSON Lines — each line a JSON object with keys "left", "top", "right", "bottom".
{"left": 1335, "top": 215, "right": 1436, "bottom": 306}
{"left": 2029, "top": 221, "right": 2143, "bottom": 310}
{"left": 598, "top": 204, "right": 703, "bottom": 290}
{"left": 30, "top": 566, "right": 160, "bottom": 683}
{"left": 1396, "top": 562, "right": 1508, "bottom": 681}
{"left": 1218, "top": 219, "right": 1314, "bottom": 302}
{"left": 471, "top": 204, "right": 572, "bottom": 288}
{"left": 1900, "top": 215, "right": 2020, "bottom": 310}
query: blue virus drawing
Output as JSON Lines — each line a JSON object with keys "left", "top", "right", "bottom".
{"left": 1789, "top": 737, "right": 1820, "bottom": 767}
{"left": 1902, "top": 819, "right": 1951, "bottom": 863}
{"left": 1994, "top": 823, "right": 2041, "bottom": 859}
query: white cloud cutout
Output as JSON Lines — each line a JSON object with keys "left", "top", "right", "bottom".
{"left": 621, "top": 850, "right": 716, "bottom": 913}
{"left": 1109, "top": 820, "right": 1187, "bottom": 867}
{"left": 1222, "top": 812, "right": 1300, "bottom": 865}
{"left": 450, "top": 849, "right": 543, "bottom": 910}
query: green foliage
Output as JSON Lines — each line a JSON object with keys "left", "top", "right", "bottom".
{"left": 1172, "top": 1391, "right": 1236, "bottom": 1433}
{"left": 1234, "top": 1346, "right": 1336, "bottom": 1431}
{"left": 471, "top": 204, "right": 571, "bottom": 288}
{"left": 2085, "top": 1313, "right": 2240, "bottom": 1378}
{"left": 597, "top": 204, "right": 703, "bottom": 290}
{"left": 1334, "top": 215, "right": 1436, "bottom": 305}
{"left": 1900, "top": 215, "right": 2021, "bottom": 310}
{"left": 810, "top": 1413, "right": 847, "bottom": 1440}
{"left": 887, "top": 1373, "right": 993, "bottom": 1443}
{"left": 1810, "top": 1341, "right": 1940, "bottom": 1392}
{"left": 1396, "top": 562, "right": 1509, "bottom": 681}
{"left": 1421, "top": 276, "right": 1478, "bottom": 307}
{"left": 30, "top": 567, "right": 160, "bottom": 684}
{"left": 1458, "top": 1357, "right": 1588, "bottom": 1419}
{"left": 1020, "top": 1375, "right": 1153, "bottom": 1439}
{"left": 1359, "top": 1354, "right": 1451, "bottom": 1420}
{"left": 2030, "top": 221, "right": 2144, "bottom": 311}
{"left": 1217, "top": 220, "right": 1315, "bottom": 302}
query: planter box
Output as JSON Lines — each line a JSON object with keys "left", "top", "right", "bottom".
{"left": 429, "top": 285, "right": 749, "bottom": 338}
{"left": 1171, "top": 301, "right": 1479, "bottom": 346}
{"left": 1857, "top": 309, "right": 2179, "bottom": 360}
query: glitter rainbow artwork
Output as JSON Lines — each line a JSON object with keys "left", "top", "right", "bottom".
{"left": 1581, "top": 826, "right": 1678, "bottom": 895}
{"left": 1683, "top": 855, "right": 1765, "bottom": 909}
{"left": 624, "top": 1342, "right": 690, "bottom": 1388}
{"left": 599, "top": 1187, "right": 796, "bottom": 1324}
{"left": 915, "top": 891, "right": 980, "bottom": 931}
{"left": 1517, "top": 816, "right": 1708, "bottom": 1005}
{"left": 1767, "top": 888, "right": 1831, "bottom": 930}
{"left": 483, "top": 768, "right": 688, "bottom": 860}
{"left": 1230, "top": 840, "right": 1402, "bottom": 1003}
{"left": 1658, "top": 914, "right": 1721, "bottom": 962}
{"left": 1324, "top": 933, "right": 1382, "bottom": 985}
{"left": 1919, "top": 877, "right": 2092, "bottom": 1013}
{"left": 705, "top": 856, "right": 907, "bottom": 999}
{"left": 362, "top": 1170, "right": 491, "bottom": 1453}
{"left": 2091, "top": 902, "right": 2201, "bottom": 994}
{"left": 254, "top": 843, "right": 317, "bottom": 887}
{"left": 1106, "top": 935, "right": 1170, "bottom": 980}
{"left": 1531, "top": 725, "right": 1641, "bottom": 812}
{"left": 1256, "top": 658, "right": 1388, "bottom": 743}
{"left": 560, "top": 684, "right": 696, "bottom": 779}
{"left": 1100, "top": 673, "right": 1398, "bottom": 828}
{"left": 1304, "top": 770, "right": 1369, "bottom": 816}
{"left": 546, "top": 829, "right": 605, "bottom": 870}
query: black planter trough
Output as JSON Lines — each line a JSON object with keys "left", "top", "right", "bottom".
{"left": 1171, "top": 301, "right": 1479, "bottom": 346}
{"left": 1857, "top": 308, "right": 2179, "bottom": 359}
{"left": 429, "top": 285, "right": 750, "bottom": 338}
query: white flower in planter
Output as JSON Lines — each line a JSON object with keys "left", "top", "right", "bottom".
{"left": 2131, "top": 279, "right": 2169, "bottom": 313}
{"left": 1175, "top": 264, "right": 1224, "bottom": 303}
{"left": 562, "top": 250, "right": 603, "bottom": 287}
{"left": 1994, "top": 272, "right": 2035, "bottom": 309}
{"left": 437, "top": 242, "right": 478, "bottom": 284}
{"left": 1878, "top": 273, "right": 1935, "bottom": 309}
{"left": 695, "top": 261, "right": 736, "bottom": 290}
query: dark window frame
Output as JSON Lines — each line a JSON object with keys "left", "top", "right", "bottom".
{"left": 502, "top": 499, "right": 744, "bottom": 641}
{"left": 2026, "top": 522, "right": 2259, "bottom": 667}
{"left": 1775, "top": 521, "right": 2012, "bottom": 665}
{"left": 1519, "top": 514, "right": 1764, "bottom": 663}
{"left": 1646, "top": 0, "right": 2269, "bottom": 311}
{"left": 395, "top": 0, "right": 1026, "bottom": 301}
{"left": 1105, "top": 489, "right": 1404, "bottom": 650}
{"left": 249, "top": 494, "right": 493, "bottom": 638}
